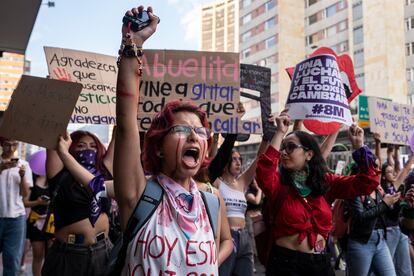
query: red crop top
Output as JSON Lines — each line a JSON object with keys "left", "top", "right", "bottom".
{"left": 256, "top": 145, "right": 380, "bottom": 249}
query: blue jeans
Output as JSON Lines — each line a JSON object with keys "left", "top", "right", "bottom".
{"left": 386, "top": 226, "right": 413, "bottom": 276}
{"left": 219, "top": 229, "right": 253, "bottom": 276}
{"left": 0, "top": 215, "right": 26, "bottom": 276}
{"left": 347, "top": 229, "right": 396, "bottom": 276}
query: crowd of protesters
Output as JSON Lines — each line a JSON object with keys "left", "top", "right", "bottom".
{"left": 2, "top": 4, "right": 414, "bottom": 276}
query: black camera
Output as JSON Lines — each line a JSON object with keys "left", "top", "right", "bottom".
{"left": 122, "top": 10, "right": 160, "bottom": 32}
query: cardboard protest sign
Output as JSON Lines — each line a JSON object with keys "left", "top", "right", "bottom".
{"left": 44, "top": 47, "right": 118, "bottom": 125}
{"left": 139, "top": 50, "right": 261, "bottom": 134}
{"left": 286, "top": 54, "right": 353, "bottom": 126}
{"left": 368, "top": 97, "right": 414, "bottom": 145}
{"left": 240, "top": 63, "right": 275, "bottom": 138}
{"left": 0, "top": 75, "right": 82, "bottom": 148}
{"left": 44, "top": 47, "right": 261, "bottom": 134}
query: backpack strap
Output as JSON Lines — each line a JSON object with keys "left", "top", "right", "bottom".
{"left": 107, "top": 178, "right": 163, "bottom": 276}
{"left": 124, "top": 178, "right": 164, "bottom": 241}
{"left": 200, "top": 190, "right": 220, "bottom": 239}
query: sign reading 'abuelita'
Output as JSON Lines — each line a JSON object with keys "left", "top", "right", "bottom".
{"left": 286, "top": 54, "right": 353, "bottom": 126}
{"left": 44, "top": 47, "right": 261, "bottom": 134}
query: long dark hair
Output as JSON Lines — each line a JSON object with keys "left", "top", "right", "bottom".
{"left": 380, "top": 163, "right": 391, "bottom": 191}
{"left": 280, "top": 131, "right": 329, "bottom": 196}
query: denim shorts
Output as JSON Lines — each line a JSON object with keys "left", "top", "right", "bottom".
{"left": 42, "top": 237, "right": 112, "bottom": 276}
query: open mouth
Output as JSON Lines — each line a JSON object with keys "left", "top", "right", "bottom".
{"left": 182, "top": 148, "right": 200, "bottom": 168}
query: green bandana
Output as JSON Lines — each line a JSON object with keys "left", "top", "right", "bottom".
{"left": 290, "top": 164, "right": 312, "bottom": 197}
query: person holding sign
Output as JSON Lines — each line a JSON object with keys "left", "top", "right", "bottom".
{"left": 114, "top": 5, "right": 222, "bottom": 275}
{"left": 42, "top": 130, "right": 115, "bottom": 276}
{"left": 256, "top": 110, "right": 380, "bottom": 275}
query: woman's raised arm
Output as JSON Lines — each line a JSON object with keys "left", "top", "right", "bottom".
{"left": 114, "top": 5, "right": 158, "bottom": 229}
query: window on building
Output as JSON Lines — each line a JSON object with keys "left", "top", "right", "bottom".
{"left": 337, "top": 20, "right": 347, "bottom": 32}
{"left": 309, "top": 13, "right": 318, "bottom": 25}
{"left": 353, "top": 2, "right": 363, "bottom": 20}
{"left": 242, "top": 31, "right": 252, "bottom": 42}
{"left": 338, "top": 41, "right": 348, "bottom": 53}
{"left": 242, "top": 48, "right": 251, "bottom": 58}
{"left": 243, "top": 0, "right": 252, "bottom": 8}
{"left": 406, "top": 16, "right": 414, "bottom": 31}
{"left": 326, "top": 4, "right": 337, "bottom": 17}
{"left": 242, "top": 13, "right": 252, "bottom": 24}
{"left": 354, "top": 49, "right": 364, "bottom": 67}
{"left": 406, "top": 42, "right": 414, "bottom": 56}
{"left": 308, "top": 0, "right": 318, "bottom": 6}
{"left": 326, "top": 25, "right": 336, "bottom": 37}
{"left": 407, "top": 68, "right": 414, "bottom": 81}
{"left": 353, "top": 26, "right": 363, "bottom": 44}
{"left": 337, "top": 0, "right": 346, "bottom": 10}
{"left": 265, "top": 17, "right": 275, "bottom": 29}
{"left": 265, "top": 36, "right": 277, "bottom": 48}
{"left": 266, "top": 0, "right": 275, "bottom": 11}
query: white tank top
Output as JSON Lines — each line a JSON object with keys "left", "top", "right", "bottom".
{"left": 122, "top": 175, "right": 218, "bottom": 276}
{"left": 218, "top": 178, "right": 247, "bottom": 219}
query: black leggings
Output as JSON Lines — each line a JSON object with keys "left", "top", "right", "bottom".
{"left": 266, "top": 244, "right": 335, "bottom": 276}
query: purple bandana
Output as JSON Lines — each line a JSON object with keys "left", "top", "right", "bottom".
{"left": 75, "top": 149, "right": 97, "bottom": 173}
{"left": 75, "top": 149, "right": 106, "bottom": 226}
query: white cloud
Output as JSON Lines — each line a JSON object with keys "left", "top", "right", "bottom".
{"left": 167, "top": 0, "right": 212, "bottom": 47}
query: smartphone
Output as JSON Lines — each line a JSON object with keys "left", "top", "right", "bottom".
{"left": 41, "top": 195, "right": 50, "bottom": 201}
{"left": 11, "top": 158, "right": 19, "bottom": 162}
{"left": 122, "top": 10, "right": 160, "bottom": 32}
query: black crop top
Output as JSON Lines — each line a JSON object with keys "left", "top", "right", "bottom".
{"left": 49, "top": 169, "right": 110, "bottom": 230}
{"left": 29, "top": 184, "right": 51, "bottom": 215}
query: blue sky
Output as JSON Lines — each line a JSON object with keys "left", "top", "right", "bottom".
{"left": 26, "top": 0, "right": 212, "bottom": 77}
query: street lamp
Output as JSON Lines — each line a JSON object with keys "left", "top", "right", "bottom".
{"left": 42, "top": 1, "right": 55, "bottom": 7}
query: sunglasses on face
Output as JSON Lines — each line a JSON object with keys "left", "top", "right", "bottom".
{"left": 280, "top": 142, "right": 308, "bottom": 154}
{"left": 168, "top": 125, "right": 210, "bottom": 140}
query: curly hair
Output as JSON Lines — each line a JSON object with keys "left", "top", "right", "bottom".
{"left": 279, "top": 131, "right": 329, "bottom": 196}
{"left": 143, "top": 100, "right": 212, "bottom": 175}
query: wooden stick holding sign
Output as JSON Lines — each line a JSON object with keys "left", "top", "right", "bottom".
{"left": 0, "top": 75, "right": 82, "bottom": 149}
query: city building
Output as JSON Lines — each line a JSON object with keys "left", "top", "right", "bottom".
{"left": 200, "top": 0, "right": 408, "bottom": 159}
{"left": 405, "top": 0, "right": 414, "bottom": 104}
{"left": 201, "top": 0, "right": 240, "bottom": 52}
{"left": 0, "top": 52, "right": 29, "bottom": 111}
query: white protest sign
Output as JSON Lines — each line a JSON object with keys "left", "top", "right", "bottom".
{"left": 44, "top": 47, "right": 118, "bottom": 125}
{"left": 286, "top": 54, "right": 352, "bottom": 126}
{"left": 368, "top": 97, "right": 414, "bottom": 145}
